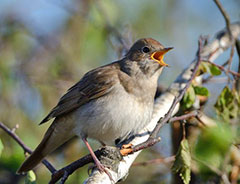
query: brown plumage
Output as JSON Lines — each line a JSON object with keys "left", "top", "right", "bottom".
{"left": 17, "top": 38, "right": 172, "bottom": 175}
{"left": 39, "top": 64, "right": 119, "bottom": 124}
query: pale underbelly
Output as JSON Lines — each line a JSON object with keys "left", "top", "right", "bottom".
{"left": 72, "top": 91, "right": 153, "bottom": 144}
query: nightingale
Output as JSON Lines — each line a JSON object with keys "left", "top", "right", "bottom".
{"left": 17, "top": 38, "right": 172, "bottom": 175}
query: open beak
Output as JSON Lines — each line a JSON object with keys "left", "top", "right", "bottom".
{"left": 151, "top": 47, "right": 173, "bottom": 67}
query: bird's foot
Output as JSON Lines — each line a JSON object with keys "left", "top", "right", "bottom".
{"left": 94, "top": 159, "right": 114, "bottom": 181}
{"left": 120, "top": 143, "right": 133, "bottom": 156}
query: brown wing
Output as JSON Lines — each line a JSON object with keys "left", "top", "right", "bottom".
{"left": 39, "top": 63, "right": 120, "bottom": 124}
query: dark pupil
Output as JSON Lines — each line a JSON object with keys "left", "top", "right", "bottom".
{"left": 142, "top": 46, "right": 150, "bottom": 53}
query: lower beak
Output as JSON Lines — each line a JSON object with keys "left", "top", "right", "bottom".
{"left": 151, "top": 47, "right": 173, "bottom": 66}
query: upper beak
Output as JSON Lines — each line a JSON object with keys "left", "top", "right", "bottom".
{"left": 151, "top": 47, "right": 173, "bottom": 66}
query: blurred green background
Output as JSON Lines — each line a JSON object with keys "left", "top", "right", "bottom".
{"left": 0, "top": 0, "right": 239, "bottom": 183}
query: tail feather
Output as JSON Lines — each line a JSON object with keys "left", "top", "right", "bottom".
{"left": 17, "top": 137, "right": 50, "bottom": 174}
{"left": 17, "top": 119, "right": 74, "bottom": 174}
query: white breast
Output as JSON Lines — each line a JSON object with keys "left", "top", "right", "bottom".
{"left": 72, "top": 83, "right": 154, "bottom": 145}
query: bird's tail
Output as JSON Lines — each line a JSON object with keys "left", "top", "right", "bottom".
{"left": 17, "top": 119, "right": 74, "bottom": 174}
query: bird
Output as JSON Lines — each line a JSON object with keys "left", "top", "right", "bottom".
{"left": 17, "top": 38, "right": 172, "bottom": 176}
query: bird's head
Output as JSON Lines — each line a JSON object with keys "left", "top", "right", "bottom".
{"left": 126, "top": 38, "right": 172, "bottom": 66}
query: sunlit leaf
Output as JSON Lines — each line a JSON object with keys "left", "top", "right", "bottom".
{"left": 194, "top": 86, "right": 209, "bottom": 96}
{"left": 198, "top": 62, "right": 208, "bottom": 74}
{"left": 181, "top": 85, "right": 196, "bottom": 110}
{"left": 209, "top": 65, "right": 221, "bottom": 76}
{"left": 199, "top": 62, "right": 221, "bottom": 76}
{"left": 25, "top": 170, "right": 36, "bottom": 184}
{"left": 214, "top": 86, "right": 240, "bottom": 122}
{"left": 172, "top": 139, "right": 191, "bottom": 184}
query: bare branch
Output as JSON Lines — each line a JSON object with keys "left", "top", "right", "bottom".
{"left": 235, "top": 39, "right": 240, "bottom": 90}
{"left": 169, "top": 111, "right": 199, "bottom": 123}
{"left": 213, "top": 0, "right": 232, "bottom": 39}
{"left": 207, "top": 60, "right": 240, "bottom": 77}
{"left": 50, "top": 149, "right": 99, "bottom": 183}
{"left": 0, "top": 122, "right": 56, "bottom": 174}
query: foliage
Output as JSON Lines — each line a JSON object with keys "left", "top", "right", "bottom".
{"left": 181, "top": 61, "right": 222, "bottom": 111}
{"left": 181, "top": 85, "right": 209, "bottom": 110}
{"left": 193, "top": 86, "right": 209, "bottom": 97}
{"left": 214, "top": 86, "right": 240, "bottom": 122}
{"left": 194, "top": 123, "right": 234, "bottom": 176}
{"left": 172, "top": 139, "right": 191, "bottom": 184}
{"left": 25, "top": 170, "right": 36, "bottom": 184}
{"left": 182, "top": 85, "right": 196, "bottom": 110}
{"left": 199, "top": 62, "right": 222, "bottom": 76}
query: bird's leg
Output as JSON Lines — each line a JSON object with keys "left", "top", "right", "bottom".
{"left": 82, "top": 137, "right": 113, "bottom": 181}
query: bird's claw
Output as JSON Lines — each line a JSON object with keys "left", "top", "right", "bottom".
{"left": 91, "top": 160, "right": 114, "bottom": 181}
{"left": 120, "top": 143, "right": 133, "bottom": 156}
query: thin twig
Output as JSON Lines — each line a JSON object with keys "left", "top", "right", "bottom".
{"left": 235, "top": 39, "right": 240, "bottom": 90}
{"left": 236, "top": 39, "right": 240, "bottom": 61}
{"left": 49, "top": 148, "right": 106, "bottom": 184}
{"left": 226, "top": 46, "right": 235, "bottom": 83}
{"left": 0, "top": 122, "right": 56, "bottom": 173}
{"left": 213, "top": 0, "right": 232, "bottom": 39}
{"left": 131, "top": 37, "right": 204, "bottom": 153}
{"left": 203, "top": 46, "right": 236, "bottom": 84}
{"left": 207, "top": 60, "right": 240, "bottom": 77}
{"left": 169, "top": 111, "right": 199, "bottom": 123}
{"left": 60, "top": 171, "right": 69, "bottom": 184}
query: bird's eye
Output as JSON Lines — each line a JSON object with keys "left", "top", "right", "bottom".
{"left": 142, "top": 46, "right": 150, "bottom": 53}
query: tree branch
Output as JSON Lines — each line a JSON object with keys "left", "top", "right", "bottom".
{"left": 169, "top": 111, "right": 199, "bottom": 123}
{"left": 0, "top": 122, "right": 56, "bottom": 173}
{"left": 207, "top": 60, "right": 240, "bottom": 77}
{"left": 83, "top": 22, "right": 240, "bottom": 184}
{"left": 213, "top": 0, "right": 232, "bottom": 39}
{"left": 236, "top": 39, "right": 240, "bottom": 90}
{"left": 49, "top": 147, "right": 122, "bottom": 184}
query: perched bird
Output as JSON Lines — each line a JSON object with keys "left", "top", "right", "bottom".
{"left": 17, "top": 38, "right": 172, "bottom": 175}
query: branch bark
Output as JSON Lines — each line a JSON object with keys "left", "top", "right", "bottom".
{"left": 0, "top": 122, "right": 56, "bottom": 173}
{"left": 83, "top": 22, "right": 240, "bottom": 184}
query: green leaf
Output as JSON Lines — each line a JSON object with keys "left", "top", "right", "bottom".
{"left": 25, "top": 170, "right": 36, "bottom": 184}
{"left": 181, "top": 85, "right": 196, "bottom": 110}
{"left": 0, "top": 139, "right": 3, "bottom": 157}
{"left": 199, "top": 62, "right": 209, "bottom": 74}
{"left": 199, "top": 62, "right": 221, "bottom": 76}
{"left": 214, "top": 86, "right": 240, "bottom": 122}
{"left": 172, "top": 139, "right": 191, "bottom": 184}
{"left": 209, "top": 65, "right": 221, "bottom": 76}
{"left": 193, "top": 86, "right": 209, "bottom": 96}
{"left": 194, "top": 123, "right": 233, "bottom": 175}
